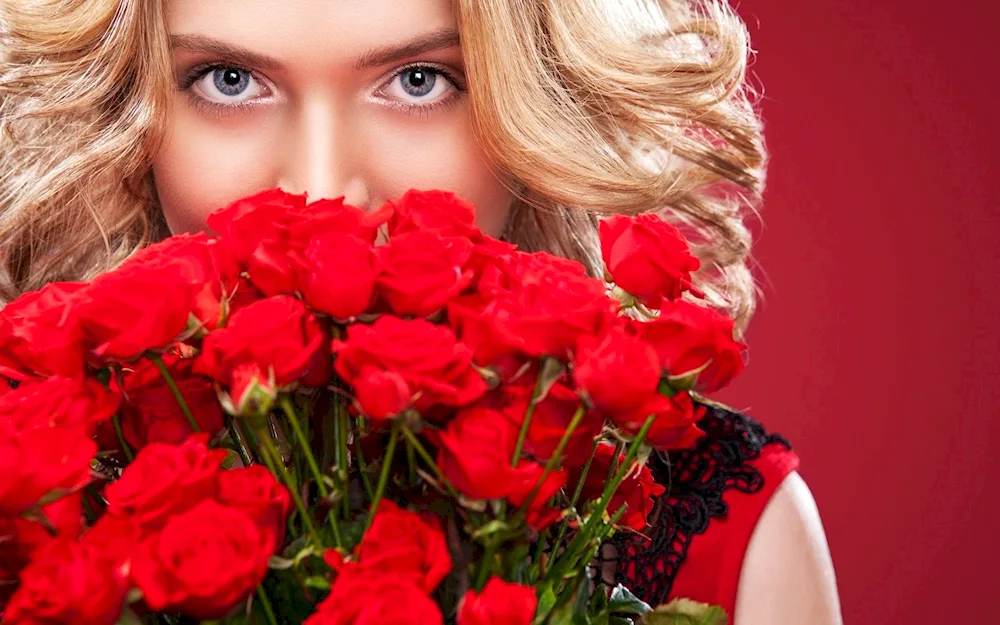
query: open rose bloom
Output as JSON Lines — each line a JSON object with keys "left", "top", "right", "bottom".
{"left": 0, "top": 189, "right": 743, "bottom": 625}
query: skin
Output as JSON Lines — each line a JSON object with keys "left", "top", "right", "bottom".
{"left": 736, "top": 474, "right": 844, "bottom": 625}
{"left": 154, "top": 2, "right": 843, "bottom": 622}
{"left": 153, "top": 0, "right": 513, "bottom": 237}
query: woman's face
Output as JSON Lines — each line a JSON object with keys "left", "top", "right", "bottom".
{"left": 152, "top": 0, "right": 513, "bottom": 237}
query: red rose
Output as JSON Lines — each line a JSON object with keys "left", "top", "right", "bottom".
{"left": 0, "top": 422, "right": 95, "bottom": 515}
{"left": 81, "top": 513, "right": 141, "bottom": 582}
{"left": 387, "top": 189, "right": 480, "bottom": 239}
{"left": 349, "top": 369, "right": 411, "bottom": 421}
{"left": 0, "top": 376, "right": 120, "bottom": 436}
{"left": 207, "top": 190, "right": 386, "bottom": 299}
{"left": 436, "top": 407, "right": 566, "bottom": 513}
{"left": 384, "top": 190, "right": 517, "bottom": 273}
{"left": 610, "top": 391, "right": 705, "bottom": 450}
{"left": 0, "top": 282, "right": 88, "bottom": 382}
{"left": 250, "top": 203, "right": 387, "bottom": 299}
{"left": 333, "top": 316, "right": 487, "bottom": 417}
{"left": 206, "top": 190, "right": 301, "bottom": 295}
{"left": 569, "top": 443, "right": 665, "bottom": 532}
{"left": 573, "top": 324, "right": 663, "bottom": 416}
{"left": 305, "top": 569, "right": 443, "bottom": 625}
{"left": 498, "top": 381, "right": 602, "bottom": 469}
{"left": 3, "top": 537, "right": 127, "bottom": 625}
{"left": 206, "top": 188, "right": 306, "bottom": 263}
{"left": 103, "top": 434, "right": 227, "bottom": 534}
{"left": 376, "top": 230, "right": 474, "bottom": 317}
{"left": 215, "top": 465, "right": 291, "bottom": 552}
{"left": 244, "top": 235, "right": 299, "bottom": 296}
{"left": 131, "top": 499, "right": 275, "bottom": 620}
{"left": 629, "top": 301, "right": 746, "bottom": 393}
{"left": 118, "top": 354, "right": 224, "bottom": 449}
{"left": 599, "top": 213, "right": 702, "bottom": 307}
{"left": 198, "top": 296, "right": 330, "bottom": 414}
{"left": 356, "top": 501, "right": 452, "bottom": 593}
{"left": 287, "top": 196, "right": 388, "bottom": 248}
{"left": 74, "top": 239, "right": 213, "bottom": 361}
{"left": 458, "top": 577, "right": 538, "bottom": 625}
{"left": 129, "top": 233, "right": 242, "bottom": 331}
{"left": 0, "top": 494, "right": 83, "bottom": 578}
{"left": 299, "top": 233, "right": 381, "bottom": 319}
{"left": 449, "top": 251, "right": 617, "bottom": 362}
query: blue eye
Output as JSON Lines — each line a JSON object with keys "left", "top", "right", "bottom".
{"left": 382, "top": 66, "right": 455, "bottom": 104}
{"left": 399, "top": 69, "right": 436, "bottom": 97}
{"left": 213, "top": 68, "right": 252, "bottom": 96}
{"left": 191, "top": 65, "right": 265, "bottom": 104}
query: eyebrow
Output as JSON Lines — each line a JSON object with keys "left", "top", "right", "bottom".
{"left": 169, "top": 28, "right": 461, "bottom": 74}
{"left": 169, "top": 34, "right": 286, "bottom": 70}
{"left": 353, "top": 28, "right": 461, "bottom": 70}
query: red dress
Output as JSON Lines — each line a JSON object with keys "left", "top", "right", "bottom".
{"left": 602, "top": 402, "right": 800, "bottom": 623}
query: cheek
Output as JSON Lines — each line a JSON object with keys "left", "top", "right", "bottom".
{"left": 152, "top": 101, "right": 515, "bottom": 238}
{"left": 354, "top": 108, "right": 514, "bottom": 238}
{"left": 151, "top": 109, "right": 279, "bottom": 234}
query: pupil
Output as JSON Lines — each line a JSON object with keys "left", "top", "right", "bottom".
{"left": 213, "top": 68, "right": 250, "bottom": 97}
{"left": 401, "top": 69, "right": 435, "bottom": 97}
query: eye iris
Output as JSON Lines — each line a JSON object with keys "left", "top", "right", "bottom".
{"left": 213, "top": 68, "right": 250, "bottom": 96}
{"left": 400, "top": 69, "right": 435, "bottom": 97}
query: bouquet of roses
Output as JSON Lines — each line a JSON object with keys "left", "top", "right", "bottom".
{"left": 0, "top": 188, "right": 743, "bottom": 625}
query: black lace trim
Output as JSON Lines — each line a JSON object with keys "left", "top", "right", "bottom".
{"left": 598, "top": 401, "right": 791, "bottom": 606}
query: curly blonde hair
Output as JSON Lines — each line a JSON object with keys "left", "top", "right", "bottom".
{"left": 0, "top": 0, "right": 766, "bottom": 332}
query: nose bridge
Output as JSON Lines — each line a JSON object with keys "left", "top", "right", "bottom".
{"left": 280, "top": 96, "right": 367, "bottom": 206}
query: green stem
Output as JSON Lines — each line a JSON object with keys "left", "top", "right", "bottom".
{"left": 354, "top": 432, "right": 375, "bottom": 500}
{"left": 599, "top": 504, "right": 628, "bottom": 541}
{"left": 400, "top": 426, "right": 460, "bottom": 498}
{"left": 281, "top": 398, "right": 326, "bottom": 495}
{"left": 225, "top": 415, "right": 254, "bottom": 468}
{"left": 513, "top": 404, "right": 586, "bottom": 523}
{"left": 364, "top": 421, "right": 400, "bottom": 535}
{"left": 547, "top": 438, "right": 600, "bottom": 566}
{"left": 257, "top": 428, "right": 322, "bottom": 546}
{"left": 474, "top": 541, "right": 498, "bottom": 591}
{"left": 150, "top": 355, "right": 199, "bottom": 434}
{"left": 511, "top": 367, "right": 546, "bottom": 467}
{"left": 80, "top": 490, "right": 99, "bottom": 525}
{"left": 570, "top": 438, "right": 601, "bottom": 513}
{"left": 338, "top": 409, "right": 351, "bottom": 517}
{"left": 604, "top": 439, "right": 625, "bottom": 486}
{"left": 406, "top": 438, "right": 417, "bottom": 485}
{"left": 255, "top": 587, "right": 279, "bottom": 625}
{"left": 546, "top": 415, "right": 656, "bottom": 583}
{"left": 280, "top": 397, "right": 343, "bottom": 547}
{"left": 332, "top": 402, "right": 344, "bottom": 473}
{"left": 112, "top": 414, "right": 134, "bottom": 462}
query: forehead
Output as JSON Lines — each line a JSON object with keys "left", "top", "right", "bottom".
{"left": 163, "top": 0, "right": 459, "bottom": 66}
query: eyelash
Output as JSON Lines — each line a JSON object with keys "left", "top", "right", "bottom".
{"left": 177, "top": 62, "right": 260, "bottom": 117}
{"left": 177, "top": 61, "right": 467, "bottom": 118}
{"left": 374, "top": 62, "right": 466, "bottom": 117}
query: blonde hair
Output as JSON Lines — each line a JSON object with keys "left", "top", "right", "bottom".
{"left": 0, "top": 0, "right": 766, "bottom": 332}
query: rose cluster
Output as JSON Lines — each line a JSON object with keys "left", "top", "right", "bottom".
{"left": 0, "top": 188, "right": 746, "bottom": 624}
{"left": 305, "top": 501, "right": 537, "bottom": 625}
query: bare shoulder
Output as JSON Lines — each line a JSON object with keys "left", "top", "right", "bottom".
{"left": 733, "top": 471, "right": 844, "bottom": 625}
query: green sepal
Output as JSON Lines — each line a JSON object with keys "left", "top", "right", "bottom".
{"left": 639, "top": 599, "right": 727, "bottom": 625}
{"left": 533, "top": 583, "right": 558, "bottom": 625}
{"left": 606, "top": 585, "right": 652, "bottom": 616}
{"left": 535, "top": 357, "right": 567, "bottom": 404}
{"left": 663, "top": 360, "right": 711, "bottom": 393}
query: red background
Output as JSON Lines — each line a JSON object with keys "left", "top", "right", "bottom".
{"left": 717, "top": 1, "right": 999, "bottom": 623}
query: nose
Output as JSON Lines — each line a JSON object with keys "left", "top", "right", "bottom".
{"left": 276, "top": 98, "right": 370, "bottom": 209}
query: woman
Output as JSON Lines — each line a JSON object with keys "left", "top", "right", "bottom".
{"left": 0, "top": 0, "right": 843, "bottom": 623}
